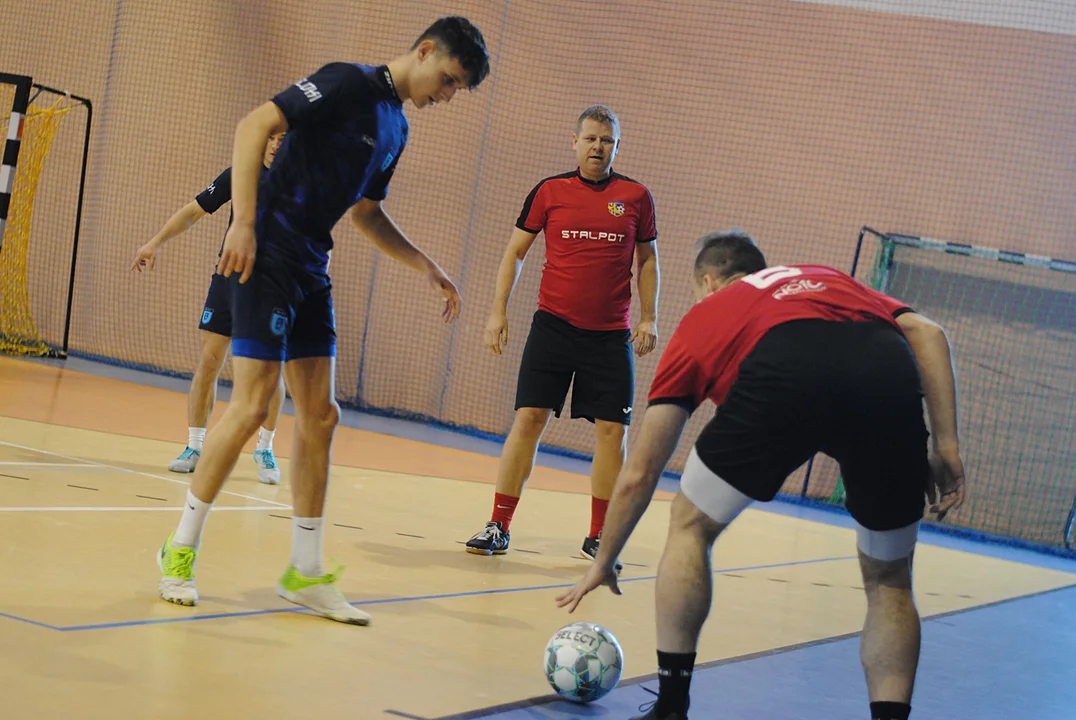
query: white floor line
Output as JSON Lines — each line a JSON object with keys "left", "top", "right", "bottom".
{"left": 0, "top": 440, "right": 291, "bottom": 508}
{"left": 0, "top": 462, "right": 98, "bottom": 467}
{"left": 1, "top": 466, "right": 131, "bottom": 473}
{"left": 0, "top": 505, "right": 288, "bottom": 513}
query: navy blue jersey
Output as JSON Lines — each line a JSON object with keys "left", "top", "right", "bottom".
{"left": 261, "top": 62, "right": 409, "bottom": 275}
{"left": 195, "top": 168, "right": 234, "bottom": 215}
{"left": 195, "top": 166, "right": 271, "bottom": 257}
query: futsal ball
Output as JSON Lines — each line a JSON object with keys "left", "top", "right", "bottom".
{"left": 544, "top": 621, "right": 624, "bottom": 703}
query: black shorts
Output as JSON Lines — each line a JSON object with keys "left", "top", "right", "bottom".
{"left": 198, "top": 272, "right": 233, "bottom": 336}
{"left": 692, "top": 319, "right": 929, "bottom": 531}
{"left": 515, "top": 310, "right": 634, "bottom": 425}
{"left": 229, "top": 255, "right": 336, "bottom": 363}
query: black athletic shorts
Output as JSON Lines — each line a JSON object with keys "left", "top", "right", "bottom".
{"left": 198, "top": 272, "right": 233, "bottom": 337}
{"left": 693, "top": 318, "right": 930, "bottom": 531}
{"left": 229, "top": 253, "right": 336, "bottom": 363}
{"left": 515, "top": 310, "right": 634, "bottom": 425}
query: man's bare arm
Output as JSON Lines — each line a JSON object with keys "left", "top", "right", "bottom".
{"left": 897, "top": 311, "right": 959, "bottom": 448}
{"left": 491, "top": 227, "right": 539, "bottom": 317}
{"left": 132, "top": 201, "right": 207, "bottom": 272}
{"left": 635, "top": 241, "right": 659, "bottom": 324}
{"left": 349, "top": 198, "right": 462, "bottom": 323}
{"left": 230, "top": 102, "right": 288, "bottom": 227}
{"left": 349, "top": 198, "right": 440, "bottom": 273}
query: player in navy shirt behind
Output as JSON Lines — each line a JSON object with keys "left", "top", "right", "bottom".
{"left": 157, "top": 16, "right": 491, "bottom": 626}
{"left": 132, "top": 133, "right": 287, "bottom": 485}
{"left": 556, "top": 231, "right": 967, "bottom": 720}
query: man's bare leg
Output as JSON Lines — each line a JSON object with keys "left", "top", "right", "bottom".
{"left": 581, "top": 419, "right": 627, "bottom": 569}
{"left": 186, "top": 356, "right": 280, "bottom": 506}
{"left": 264, "top": 372, "right": 286, "bottom": 432}
{"left": 465, "top": 408, "right": 551, "bottom": 555}
{"left": 859, "top": 551, "right": 920, "bottom": 720}
{"left": 648, "top": 492, "right": 727, "bottom": 718}
{"left": 252, "top": 372, "right": 287, "bottom": 484}
{"left": 168, "top": 331, "right": 229, "bottom": 473}
{"left": 284, "top": 356, "right": 339, "bottom": 571}
{"left": 495, "top": 407, "right": 553, "bottom": 496}
{"left": 590, "top": 420, "right": 626, "bottom": 503}
{"left": 157, "top": 356, "right": 280, "bottom": 606}
{"left": 275, "top": 355, "right": 369, "bottom": 625}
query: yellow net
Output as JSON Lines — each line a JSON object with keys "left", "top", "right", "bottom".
{"left": 0, "top": 96, "right": 71, "bottom": 356}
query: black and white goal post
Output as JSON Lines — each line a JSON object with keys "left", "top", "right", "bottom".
{"left": 0, "top": 73, "right": 31, "bottom": 253}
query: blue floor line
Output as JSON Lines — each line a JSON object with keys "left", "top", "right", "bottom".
{"left": 0, "top": 610, "right": 59, "bottom": 631}
{"left": 16, "top": 555, "right": 854, "bottom": 633}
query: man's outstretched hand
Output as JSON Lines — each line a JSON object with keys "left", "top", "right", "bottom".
{"left": 428, "top": 267, "right": 461, "bottom": 323}
{"left": 554, "top": 563, "right": 621, "bottom": 614}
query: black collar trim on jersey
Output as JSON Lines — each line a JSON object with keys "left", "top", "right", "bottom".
{"left": 575, "top": 168, "right": 617, "bottom": 186}
{"left": 380, "top": 66, "right": 401, "bottom": 102}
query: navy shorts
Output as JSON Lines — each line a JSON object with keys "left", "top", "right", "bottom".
{"left": 515, "top": 310, "right": 634, "bottom": 425}
{"left": 198, "top": 272, "right": 233, "bottom": 336}
{"left": 229, "top": 256, "right": 336, "bottom": 363}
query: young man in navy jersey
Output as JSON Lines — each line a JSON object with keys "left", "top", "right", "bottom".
{"left": 133, "top": 133, "right": 287, "bottom": 485}
{"left": 156, "top": 16, "right": 490, "bottom": 625}
{"left": 466, "top": 105, "right": 660, "bottom": 566}
{"left": 556, "top": 231, "right": 967, "bottom": 720}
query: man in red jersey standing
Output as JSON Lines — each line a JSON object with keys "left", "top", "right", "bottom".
{"left": 466, "top": 105, "right": 660, "bottom": 567}
{"left": 557, "top": 230, "right": 967, "bottom": 720}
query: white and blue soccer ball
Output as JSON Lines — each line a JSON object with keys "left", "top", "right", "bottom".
{"left": 544, "top": 621, "right": 624, "bottom": 703}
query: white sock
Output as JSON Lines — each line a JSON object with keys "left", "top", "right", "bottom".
{"left": 174, "top": 489, "right": 212, "bottom": 548}
{"left": 256, "top": 427, "right": 275, "bottom": 452}
{"left": 188, "top": 427, "right": 206, "bottom": 451}
{"left": 291, "top": 516, "right": 324, "bottom": 577}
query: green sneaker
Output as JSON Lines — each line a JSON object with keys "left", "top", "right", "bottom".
{"left": 158, "top": 531, "right": 198, "bottom": 606}
{"left": 276, "top": 564, "right": 370, "bottom": 626}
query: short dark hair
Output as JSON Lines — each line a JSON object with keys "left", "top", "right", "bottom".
{"left": 413, "top": 16, "right": 490, "bottom": 89}
{"left": 693, "top": 229, "right": 767, "bottom": 280}
{"left": 576, "top": 104, "right": 620, "bottom": 136}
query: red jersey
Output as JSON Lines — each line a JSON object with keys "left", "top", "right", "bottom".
{"left": 516, "top": 170, "right": 657, "bottom": 331}
{"left": 648, "top": 265, "right": 913, "bottom": 410}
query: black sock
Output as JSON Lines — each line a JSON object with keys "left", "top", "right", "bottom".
{"left": 870, "top": 701, "right": 911, "bottom": 720}
{"left": 655, "top": 651, "right": 695, "bottom": 716}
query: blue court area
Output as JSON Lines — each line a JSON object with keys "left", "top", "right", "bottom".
{"left": 438, "top": 530, "right": 1076, "bottom": 720}
{"left": 456, "top": 585, "right": 1076, "bottom": 720}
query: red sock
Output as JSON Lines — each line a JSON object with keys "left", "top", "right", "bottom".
{"left": 590, "top": 497, "right": 609, "bottom": 538}
{"left": 491, "top": 492, "right": 519, "bottom": 532}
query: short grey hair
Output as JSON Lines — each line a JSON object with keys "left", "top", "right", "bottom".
{"left": 576, "top": 104, "right": 620, "bottom": 136}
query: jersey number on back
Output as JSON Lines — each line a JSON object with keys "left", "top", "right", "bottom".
{"left": 742, "top": 266, "right": 803, "bottom": 290}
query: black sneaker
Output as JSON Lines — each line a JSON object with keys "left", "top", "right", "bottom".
{"left": 630, "top": 701, "right": 687, "bottom": 720}
{"left": 465, "top": 521, "right": 510, "bottom": 555}
{"left": 580, "top": 532, "right": 624, "bottom": 574}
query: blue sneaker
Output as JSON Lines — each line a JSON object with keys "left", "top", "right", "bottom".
{"left": 167, "top": 446, "right": 200, "bottom": 473}
{"left": 253, "top": 448, "right": 280, "bottom": 485}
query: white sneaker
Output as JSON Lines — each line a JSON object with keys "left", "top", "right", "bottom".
{"left": 253, "top": 448, "right": 280, "bottom": 485}
{"left": 158, "top": 532, "right": 199, "bottom": 606}
{"left": 167, "top": 447, "right": 200, "bottom": 473}
{"left": 276, "top": 565, "right": 370, "bottom": 625}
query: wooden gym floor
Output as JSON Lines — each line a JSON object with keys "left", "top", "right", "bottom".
{"left": 0, "top": 355, "right": 1074, "bottom": 720}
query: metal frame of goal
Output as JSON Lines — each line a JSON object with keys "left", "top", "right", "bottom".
{"left": 797, "top": 226, "right": 1076, "bottom": 553}
{"left": 0, "top": 72, "right": 92, "bottom": 357}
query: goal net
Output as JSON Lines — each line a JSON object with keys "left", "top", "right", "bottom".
{"left": 0, "top": 74, "right": 81, "bottom": 357}
{"left": 807, "top": 228, "right": 1076, "bottom": 551}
